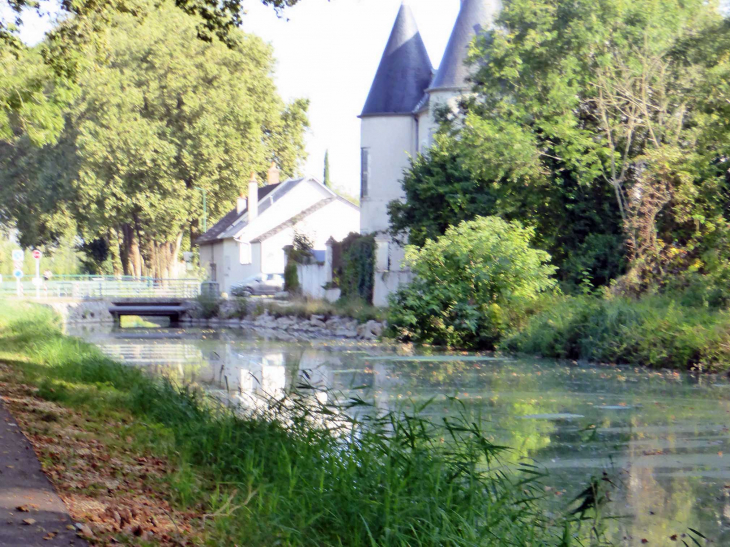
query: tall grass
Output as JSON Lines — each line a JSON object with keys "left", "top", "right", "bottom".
{"left": 502, "top": 294, "right": 730, "bottom": 370}
{"left": 0, "top": 301, "right": 603, "bottom": 545}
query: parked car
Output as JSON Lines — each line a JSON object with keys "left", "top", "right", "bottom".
{"left": 231, "top": 273, "right": 285, "bottom": 296}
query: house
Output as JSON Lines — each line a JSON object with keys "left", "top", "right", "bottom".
{"left": 359, "top": 0, "right": 501, "bottom": 305}
{"left": 197, "top": 166, "right": 360, "bottom": 294}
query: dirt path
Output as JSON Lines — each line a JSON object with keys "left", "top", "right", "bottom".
{"left": 0, "top": 400, "right": 86, "bottom": 546}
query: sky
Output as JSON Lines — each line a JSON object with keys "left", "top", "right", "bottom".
{"left": 240, "top": 0, "right": 462, "bottom": 196}
{"left": 6, "top": 0, "right": 462, "bottom": 197}
{"left": 14, "top": 0, "right": 728, "bottom": 196}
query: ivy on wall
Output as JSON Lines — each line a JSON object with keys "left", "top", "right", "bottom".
{"left": 336, "top": 233, "right": 375, "bottom": 304}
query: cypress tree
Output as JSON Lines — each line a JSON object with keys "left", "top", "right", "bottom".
{"left": 323, "top": 150, "right": 331, "bottom": 188}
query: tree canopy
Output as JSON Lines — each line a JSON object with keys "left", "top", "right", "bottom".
{"left": 0, "top": 1, "right": 309, "bottom": 277}
{"left": 390, "top": 0, "right": 730, "bottom": 290}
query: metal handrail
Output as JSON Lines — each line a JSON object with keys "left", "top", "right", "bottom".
{"left": 0, "top": 278, "right": 201, "bottom": 299}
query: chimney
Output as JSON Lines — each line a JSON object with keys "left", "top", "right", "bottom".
{"left": 248, "top": 172, "right": 259, "bottom": 221}
{"left": 267, "top": 162, "right": 280, "bottom": 185}
{"left": 237, "top": 192, "right": 247, "bottom": 214}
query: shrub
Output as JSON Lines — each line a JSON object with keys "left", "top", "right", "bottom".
{"left": 224, "top": 297, "right": 249, "bottom": 320}
{"left": 388, "top": 216, "right": 557, "bottom": 349}
{"left": 194, "top": 295, "right": 221, "bottom": 319}
{"left": 283, "top": 261, "right": 299, "bottom": 294}
{"left": 338, "top": 233, "right": 375, "bottom": 303}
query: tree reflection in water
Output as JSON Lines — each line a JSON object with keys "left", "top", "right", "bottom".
{"left": 69, "top": 323, "right": 730, "bottom": 544}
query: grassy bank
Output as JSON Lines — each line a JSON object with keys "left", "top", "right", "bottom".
{"left": 0, "top": 301, "right": 600, "bottom": 546}
{"left": 502, "top": 294, "right": 730, "bottom": 371}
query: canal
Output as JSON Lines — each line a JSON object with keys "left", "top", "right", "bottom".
{"left": 68, "top": 322, "right": 730, "bottom": 545}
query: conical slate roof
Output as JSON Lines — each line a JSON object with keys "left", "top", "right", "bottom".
{"left": 361, "top": 2, "right": 433, "bottom": 117}
{"left": 429, "top": 0, "right": 501, "bottom": 92}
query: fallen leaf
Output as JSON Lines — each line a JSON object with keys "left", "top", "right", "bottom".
{"left": 22, "top": 518, "right": 36, "bottom": 525}
{"left": 43, "top": 532, "right": 58, "bottom": 540}
{"left": 15, "top": 506, "right": 29, "bottom": 512}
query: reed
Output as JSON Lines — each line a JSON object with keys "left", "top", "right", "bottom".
{"left": 0, "top": 301, "right": 606, "bottom": 546}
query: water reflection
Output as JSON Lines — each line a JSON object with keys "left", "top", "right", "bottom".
{"left": 68, "top": 323, "right": 730, "bottom": 545}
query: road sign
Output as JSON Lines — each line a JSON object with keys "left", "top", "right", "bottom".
{"left": 13, "top": 269, "right": 23, "bottom": 279}
{"left": 31, "top": 277, "right": 42, "bottom": 287}
{"left": 12, "top": 250, "right": 23, "bottom": 262}
{"left": 32, "top": 249, "right": 42, "bottom": 260}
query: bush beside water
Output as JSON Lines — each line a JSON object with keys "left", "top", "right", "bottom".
{"left": 0, "top": 301, "right": 604, "bottom": 545}
{"left": 388, "top": 217, "right": 557, "bottom": 349}
{"left": 503, "top": 294, "right": 730, "bottom": 371}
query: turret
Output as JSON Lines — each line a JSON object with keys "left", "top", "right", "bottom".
{"left": 359, "top": 1, "right": 432, "bottom": 235}
{"left": 418, "top": 0, "right": 502, "bottom": 150}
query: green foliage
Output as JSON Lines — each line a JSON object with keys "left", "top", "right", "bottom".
{"left": 283, "top": 261, "right": 299, "bottom": 294}
{"left": 224, "top": 297, "right": 249, "bottom": 320}
{"left": 0, "top": 0, "right": 310, "bottom": 143}
{"left": 283, "top": 233, "right": 314, "bottom": 293}
{"left": 257, "top": 297, "right": 386, "bottom": 324}
{"left": 0, "top": 301, "right": 604, "bottom": 546}
{"left": 0, "top": 2, "right": 309, "bottom": 277}
{"left": 504, "top": 293, "right": 730, "bottom": 371}
{"left": 389, "top": 136, "right": 625, "bottom": 286}
{"left": 194, "top": 294, "right": 221, "bottom": 319}
{"left": 339, "top": 233, "right": 375, "bottom": 304}
{"left": 392, "top": 0, "right": 730, "bottom": 290}
{"left": 388, "top": 217, "right": 557, "bottom": 349}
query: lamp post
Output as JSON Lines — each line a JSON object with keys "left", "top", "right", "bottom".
{"left": 195, "top": 187, "right": 207, "bottom": 233}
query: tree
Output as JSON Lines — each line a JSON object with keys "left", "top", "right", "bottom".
{"left": 323, "top": 149, "right": 331, "bottom": 188}
{"left": 464, "top": 0, "right": 725, "bottom": 289}
{"left": 0, "top": 2, "right": 309, "bottom": 278}
{"left": 388, "top": 216, "right": 557, "bottom": 349}
{"left": 389, "top": 133, "right": 625, "bottom": 287}
{"left": 0, "top": 0, "right": 312, "bottom": 145}
{"left": 392, "top": 0, "right": 730, "bottom": 289}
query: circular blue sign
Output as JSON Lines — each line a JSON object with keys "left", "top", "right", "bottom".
{"left": 13, "top": 269, "right": 23, "bottom": 279}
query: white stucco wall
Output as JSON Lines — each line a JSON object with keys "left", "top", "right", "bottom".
{"left": 199, "top": 184, "right": 360, "bottom": 294}
{"left": 418, "top": 89, "right": 463, "bottom": 153}
{"left": 373, "top": 270, "right": 414, "bottom": 307}
{"left": 360, "top": 115, "right": 417, "bottom": 235}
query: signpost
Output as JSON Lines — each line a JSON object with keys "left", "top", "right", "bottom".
{"left": 13, "top": 269, "right": 23, "bottom": 297}
{"left": 32, "top": 249, "right": 42, "bottom": 298}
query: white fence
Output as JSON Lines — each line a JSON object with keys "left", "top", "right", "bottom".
{"left": 297, "top": 263, "right": 329, "bottom": 299}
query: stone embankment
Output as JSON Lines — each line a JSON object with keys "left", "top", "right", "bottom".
{"left": 45, "top": 300, "right": 114, "bottom": 323}
{"left": 182, "top": 311, "right": 385, "bottom": 342}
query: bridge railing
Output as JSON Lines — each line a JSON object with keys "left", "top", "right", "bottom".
{"left": 0, "top": 276, "right": 201, "bottom": 299}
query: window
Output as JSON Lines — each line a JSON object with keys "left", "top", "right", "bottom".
{"left": 361, "top": 148, "right": 370, "bottom": 198}
{"left": 239, "top": 242, "right": 252, "bottom": 265}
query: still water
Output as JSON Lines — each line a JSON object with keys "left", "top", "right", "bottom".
{"left": 68, "top": 323, "right": 730, "bottom": 545}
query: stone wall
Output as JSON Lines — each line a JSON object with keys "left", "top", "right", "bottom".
{"left": 182, "top": 311, "right": 385, "bottom": 343}
{"left": 44, "top": 300, "right": 115, "bottom": 324}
